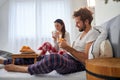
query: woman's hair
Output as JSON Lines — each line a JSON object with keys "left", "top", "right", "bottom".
{"left": 54, "top": 19, "right": 66, "bottom": 38}
{"left": 73, "top": 7, "right": 93, "bottom": 24}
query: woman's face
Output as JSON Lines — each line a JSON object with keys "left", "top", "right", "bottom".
{"left": 54, "top": 22, "right": 63, "bottom": 32}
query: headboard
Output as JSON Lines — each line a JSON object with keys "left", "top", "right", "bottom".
{"left": 101, "top": 14, "right": 120, "bottom": 58}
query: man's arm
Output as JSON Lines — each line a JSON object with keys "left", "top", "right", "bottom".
{"left": 60, "top": 41, "right": 93, "bottom": 64}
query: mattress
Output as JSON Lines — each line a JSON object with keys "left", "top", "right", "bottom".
{"left": 0, "top": 67, "right": 86, "bottom": 80}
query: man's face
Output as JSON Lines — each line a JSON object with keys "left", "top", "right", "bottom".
{"left": 74, "top": 16, "right": 86, "bottom": 32}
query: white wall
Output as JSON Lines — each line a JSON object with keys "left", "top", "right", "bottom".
{"left": 70, "top": 0, "right": 87, "bottom": 43}
{"left": 0, "top": 1, "right": 9, "bottom": 51}
{"left": 95, "top": 0, "right": 120, "bottom": 25}
{"left": 0, "top": 0, "right": 7, "bottom": 7}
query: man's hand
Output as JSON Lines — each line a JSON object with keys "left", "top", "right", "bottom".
{"left": 59, "top": 40, "right": 69, "bottom": 49}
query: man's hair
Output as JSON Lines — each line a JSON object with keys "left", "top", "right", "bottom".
{"left": 73, "top": 7, "right": 93, "bottom": 24}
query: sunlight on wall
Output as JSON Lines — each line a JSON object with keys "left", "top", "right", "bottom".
{"left": 87, "top": 0, "right": 95, "bottom": 7}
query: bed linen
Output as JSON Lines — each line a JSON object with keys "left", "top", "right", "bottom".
{"left": 0, "top": 51, "right": 86, "bottom": 80}
{"left": 0, "top": 68, "right": 86, "bottom": 80}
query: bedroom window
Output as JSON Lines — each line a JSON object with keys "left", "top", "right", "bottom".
{"left": 15, "top": 1, "right": 36, "bottom": 38}
{"left": 8, "top": 0, "right": 71, "bottom": 53}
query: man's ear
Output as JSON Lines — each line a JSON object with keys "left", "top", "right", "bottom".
{"left": 85, "top": 19, "right": 89, "bottom": 25}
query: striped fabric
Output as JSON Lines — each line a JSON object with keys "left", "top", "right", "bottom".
{"left": 3, "top": 58, "right": 34, "bottom": 65}
{"left": 28, "top": 53, "right": 85, "bottom": 75}
{"left": 3, "top": 53, "right": 85, "bottom": 75}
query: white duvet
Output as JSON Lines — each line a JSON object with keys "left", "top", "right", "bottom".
{"left": 0, "top": 67, "right": 86, "bottom": 80}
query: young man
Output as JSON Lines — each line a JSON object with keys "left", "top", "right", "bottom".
{"left": 4, "top": 7, "right": 99, "bottom": 75}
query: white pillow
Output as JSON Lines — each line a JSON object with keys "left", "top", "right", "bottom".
{"left": 88, "top": 39, "right": 113, "bottom": 59}
{"left": 88, "top": 43, "right": 94, "bottom": 59}
{"left": 92, "top": 26, "right": 108, "bottom": 58}
{"left": 99, "top": 40, "right": 113, "bottom": 58}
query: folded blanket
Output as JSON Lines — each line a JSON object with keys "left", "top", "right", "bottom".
{"left": 0, "top": 50, "right": 12, "bottom": 59}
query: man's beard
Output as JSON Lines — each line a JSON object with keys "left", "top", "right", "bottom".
{"left": 79, "top": 24, "right": 86, "bottom": 32}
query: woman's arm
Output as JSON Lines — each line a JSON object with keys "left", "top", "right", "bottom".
{"left": 52, "top": 31, "right": 59, "bottom": 50}
{"left": 53, "top": 40, "right": 59, "bottom": 51}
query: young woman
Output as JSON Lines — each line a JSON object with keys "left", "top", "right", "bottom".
{"left": 38, "top": 19, "right": 70, "bottom": 55}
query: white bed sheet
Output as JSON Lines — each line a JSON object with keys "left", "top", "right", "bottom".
{"left": 0, "top": 68, "right": 86, "bottom": 80}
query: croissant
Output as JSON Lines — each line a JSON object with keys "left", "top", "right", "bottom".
{"left": 20, "top": 46, "right": 34, "bottom": 53}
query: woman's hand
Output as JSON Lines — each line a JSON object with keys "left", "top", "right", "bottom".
{"left": 52, "top": 31, "right": 60, "bottom": 41}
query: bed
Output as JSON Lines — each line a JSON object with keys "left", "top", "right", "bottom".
{"left": 0, "top": 65, "right": 86, "bottom": 80}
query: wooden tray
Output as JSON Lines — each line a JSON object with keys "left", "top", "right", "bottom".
{"left": 12, "top": 53, "right": 38, "bottom": 64}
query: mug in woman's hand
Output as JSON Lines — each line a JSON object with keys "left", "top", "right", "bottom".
{"left": 52, "top": 31, "right": 59, "bottom": 38}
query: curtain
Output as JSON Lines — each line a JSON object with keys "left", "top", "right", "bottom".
{"left": 8, "top": 0, "right": 71, "bottom": 53}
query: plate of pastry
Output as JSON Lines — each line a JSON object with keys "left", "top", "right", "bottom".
{"left": 20, "top": 46, "right": 35, "bottom": 54}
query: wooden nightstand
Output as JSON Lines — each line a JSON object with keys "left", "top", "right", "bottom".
{"left": 12, "top": 53, "right": 38, "bottom": 64}
{"left": 85, "top": 58, "right": 120, "bottom": 80}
